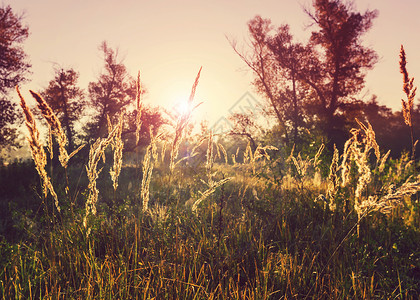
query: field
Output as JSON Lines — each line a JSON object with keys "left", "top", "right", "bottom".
{"left": 0, "top": 83, "right": 419, "bottom": 299}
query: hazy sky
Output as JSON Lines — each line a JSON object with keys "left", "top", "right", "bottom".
{"left": 9, "top": 0, "right": 420, "bottom": 125}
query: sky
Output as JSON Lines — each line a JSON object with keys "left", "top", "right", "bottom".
{"left": 8, "top": 0, "right": 420, "bottom": 128}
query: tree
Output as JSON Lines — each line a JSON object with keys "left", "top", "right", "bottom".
{"left": 85, "top": 41, "right": 136, "bottom": 141}
{"left": 122, "top": 105, "right": 166, "bottom": 152}
{"left": 361, "top": 96, "right": 406, "bottom": 157}
{"left": 234, "top": 0, "right": 378, "bottom": 149}
{"left": 41, "top": 67, "right": 85, "bottom": 152}
{"left": 267, "top": 24, "right": 312, "bottom": 145}
{"left": 228, "top": 112, "right": 263, "bottom": 151}
{"left": 0, "top": 5, "right": 31, "bottom": 149}
{"left": 0, "top": 96, "right": 19, "bottom": 148}
{"left": 230, "top": 17, "right": 298, "bottom": 146}
{"left": 304, "top": 0, "right": 378, "bottom": 148}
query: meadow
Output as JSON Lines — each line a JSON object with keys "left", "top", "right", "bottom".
{"left": 0, "top": 72, "right": 419, "bottom": 299}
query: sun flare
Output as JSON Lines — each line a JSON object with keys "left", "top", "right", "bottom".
{"left": 174, "top": 98, "right": 191, "bottom": 115}
{"left": 173, "top": 96, "right": 192, "bottom": 117}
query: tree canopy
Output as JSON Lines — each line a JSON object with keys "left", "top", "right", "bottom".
{"left": 41, "top": 67, "right": 86, "bottom": 152}
{"left": 233, "top": 0, "right": 378, "bottom": 150}
{"left": 85, "top": 42, "right": 136, "bottom": 141}
{"left": 0, "top": 5, "right": 31, "bottom": 149}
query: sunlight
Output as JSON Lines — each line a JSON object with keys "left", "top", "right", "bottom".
{"left": 173, "top": 95, "right": 191, "bottom": 117}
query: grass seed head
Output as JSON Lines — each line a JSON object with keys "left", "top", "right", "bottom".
{"left": 29, "top": 90, "right": 70, "bottom": 168}
{"left": 399, "top": 45, "right": 416, "bottom": 127}
{"left": 16, "top": 87, "right": 60, "bottom": 212}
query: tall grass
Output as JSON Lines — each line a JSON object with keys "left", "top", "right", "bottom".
{"left": 3, "top": 64, "right": 420, "bottom": 299}
{"left": 400, "top": 45, "right": 417, "bottom": 161}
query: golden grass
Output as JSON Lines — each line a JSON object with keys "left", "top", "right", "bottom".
{"left": 135, "top": 71, "right": 143, "bottom": 146}
{"left": 192, "top": 132, "right": 232, "bottom": 211}
{"left": 29, "top": 90, "right": 70, "bottom": 168}
{"left": 16, "top": 86, "right": 60, "bottom": 212}
{"left": 169, "top": 67, "right": 202, "bottom": 174}
{"left": 141, "top": 128, "right": 161, "bottom": 211}
{"left": 327, "top": 144, "right": 339, "bottom": 211}
{"left": 399, "top": 45, "right": 417, "bottom": 163}
{"left": 109, "top": 113, "right": 124, "bottom": 191}
{"left": 84, "top": 117, "right": 120, "bottom": 227}
{"left": 7, "top": 47, "right": 420, "bottom": 299}
{"left": 359, "top": 176, "right": 420, "bottom": 214}
{"left": 399, "top": 45, "right": 416, "bottom": 128}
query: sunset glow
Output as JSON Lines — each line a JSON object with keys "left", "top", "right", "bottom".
{"left": 9, "top": 0, "right": 420, "bottom": 127}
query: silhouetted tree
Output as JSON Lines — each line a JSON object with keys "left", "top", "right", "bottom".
{"left": 230, "top": 17, "right": 305, "bottom": 146}
{"left": 122, "top": 105, "right": 166, "bottom": 152}
{"left": 85, "top": 41, "right": 136, "bottom": 141}
{"left": 0, "top": 5, "right": 31, "bottom": 148}
{"left": 228, "top": 112, "right": 262, "bottom": 151}
{"left": 304, "top": 0, "right": 378, "bottom": 148}
{"left": 361, "top": 96, "right": 404, "bottom": 156}
{"left": 41, "top": 67, "right": 85, "bottom": 152}
{"left": 234, "top": 0, "right": 378, "bottom": 150}
{"left": 267, "top": 24, "right": 316, "bottom": 146}
{"left": 0, "top": 96, "right": 19, "bottom": 148}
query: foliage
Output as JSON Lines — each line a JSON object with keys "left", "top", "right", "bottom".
{"left": 0, "top": 5, "right": 31, "bottom": 94}
{"left": 232, "top": 0, "right": 378, "bottom": 150}
{"left": 40, "top": 67, "right": 86, "bottom": 152}
{"left": 0, "top": 5, "right": 31, "bottom": 149}
{"left": 85, "top": 41, "right": 137, "bottom": 141}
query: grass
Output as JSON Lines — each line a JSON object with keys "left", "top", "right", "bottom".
{"left": 1, "top": 69, "right": 420, "bottom": 299}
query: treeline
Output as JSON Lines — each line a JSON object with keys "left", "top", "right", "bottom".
{"left": 0, "top": 5, "right": 165, "bottom": 161}
{"left": 0, "top": 1, "right": 419, "bottom": 164}
{"left": 229, "top": 0, "right": 419, "bottom": 160}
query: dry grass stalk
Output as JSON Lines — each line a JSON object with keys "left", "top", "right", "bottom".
{"left": 378, "top": 150, "right": 390, "bottom": 173}
{"left": 192, "top": 130, "right": 232, "bottom": 211}
{"left": 83, "top": 122, "right": 119, "bottom": 227}
{"left": 327, "top": 145, "right": 340, "bottom": 211}
{"left": 141, "top": 128, "right": 160, "bottom": 211}
{"left": 399, "top": 45, "right": 416, "bottom": 127}
{"left": 29, "top": 90, "right": 69, "bottom": 167}
{"left": 206, "top": 132, "right": 215, "bottom": 185}
{"left": 172, "top": 135, "right": 205, "bottom": 167}
{"left": 192, "top": 177, "right": 231, "bottom": 212}
{"left": 169, "top": 67, "right": 202, "bottom": 173}
{"left": 218, "top": 143, "right": 228, "bottom": 164}
{"left": 245, "top": 143, "right": 278, "bottom": 175}
{"left": 360, "top": 176, "right": 420, "bottom": 214}
{"left": 110, "top": 113, "right": 125, "bottom": 191}
{"left": 313, "top": 144, "right": 325, "bottom": 169}
{"left": 243, "top": 142, "right": 252, "bottom": 164}
{"left": 232, "top": 153, "right": 237, "bottom": 165}
{"left": 215, "top": 141, "right": 221, "bottom": 160}
{"left": 16, "top": 87, "right": 60, "bottom": 212}
{"left": 30, "top": 90, "right": 84, "bottom": 167}
{"left": 338, "top": 119, "right": 392, "bottom": 236}
{"left": 135, "top": 71, "right": 143, "bottom": 146}
{"left": 399, "top": 45, "right": 417, "bottom": 162}
{"left": 47, "top": 124, "right": 53, "bottom": 159}
{"left": 148, "top": 204, "right": 169, "bottom": 226}
{"left": 287, "top": 144, "right": 321, "bottom": 182}
{"left": 160, "top": 140, "right": 167, "bottom": 164}
{"left": 341, "top": 119, "right": 380, "bottom": 197}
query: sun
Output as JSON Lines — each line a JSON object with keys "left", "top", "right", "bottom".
{"left": 173, "top": 94, "right": 192, "bottom": 117}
